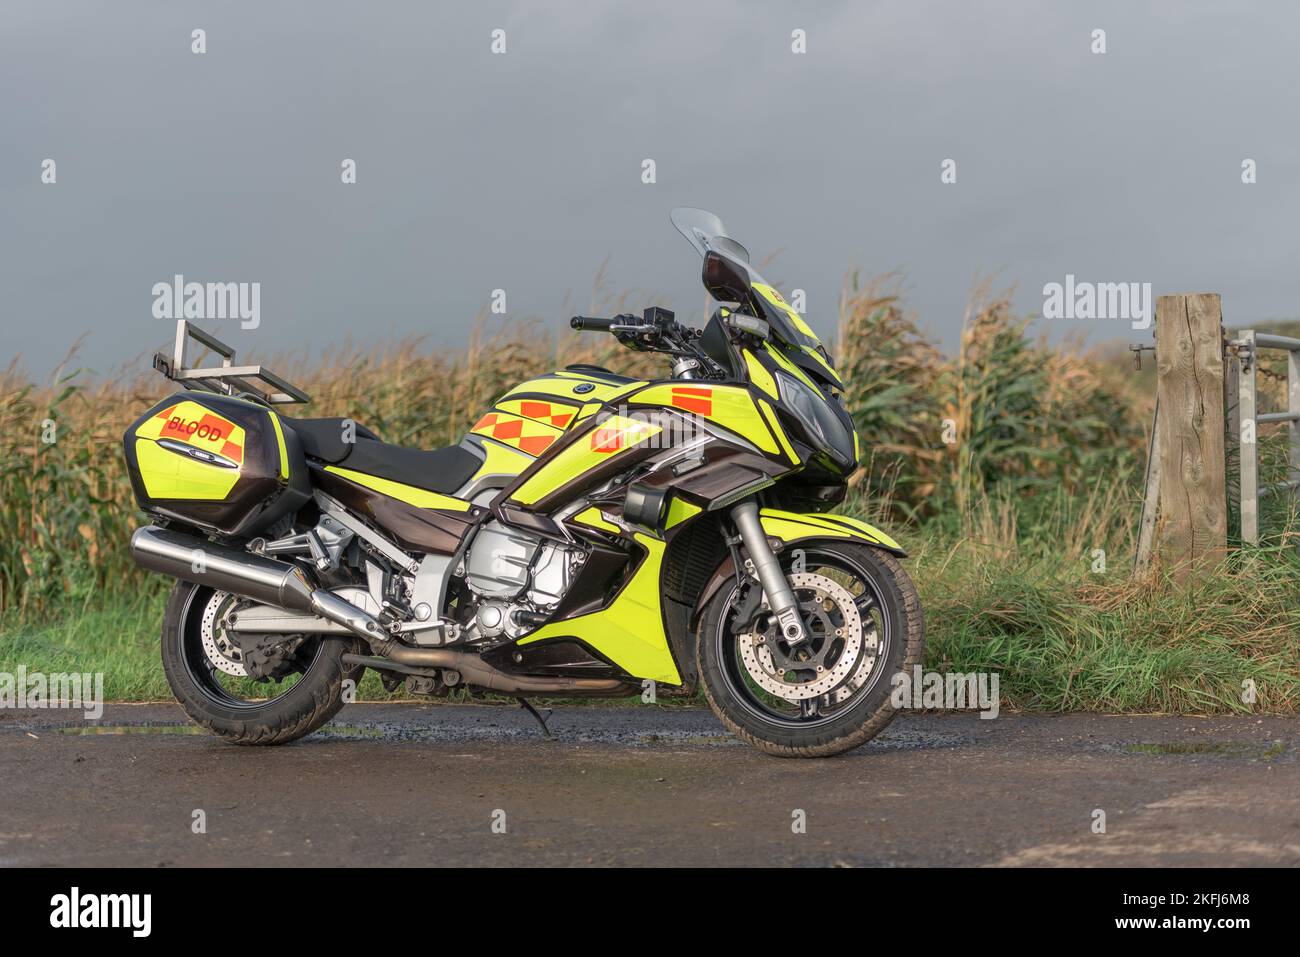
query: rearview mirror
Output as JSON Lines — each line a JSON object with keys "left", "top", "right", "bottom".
{"left": 703, "top": 250, "right": 752, "bottom": 302}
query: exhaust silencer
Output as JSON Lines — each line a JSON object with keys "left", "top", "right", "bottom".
{"left": 130, "top": 525, "right": 385, "bottom": 640}
{"left": 132, "top": 526, "right": 633, "bottom": 697}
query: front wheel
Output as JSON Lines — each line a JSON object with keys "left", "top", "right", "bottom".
{"left": 696, "top": 541, "right": 924, "bottom": 758}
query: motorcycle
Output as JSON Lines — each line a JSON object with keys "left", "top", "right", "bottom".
{"left": 123, "top": 207, "right": 924, "bottom": 757}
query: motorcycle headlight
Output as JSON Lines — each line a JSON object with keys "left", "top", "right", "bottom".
{"left": 775, "top": 372, "right": 855, "bottom": 468}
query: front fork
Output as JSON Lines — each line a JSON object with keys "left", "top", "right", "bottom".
{"left": 730, "top": 501, "right": 807, "bottom": 645}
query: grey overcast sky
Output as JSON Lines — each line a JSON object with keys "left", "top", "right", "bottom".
{"left": 2, "top": 1, "right": 1298, "bottom": 378}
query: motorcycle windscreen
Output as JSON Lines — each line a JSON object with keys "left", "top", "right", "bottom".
{"left": 669, "top": 207, "right": 841, "bottom": 388}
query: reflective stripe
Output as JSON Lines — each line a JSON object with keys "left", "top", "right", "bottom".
{"left": 763, "top": 342, "right": 819, "bottom": 393}
{"left": 268, "top": 411, "right": 289, "bottom": 480}
{"left": 632, "top": 383, "right": 778, "bottom": 455}
{"left": 758, "top": 508, "right": 903, "bottom": 553}
{"left": 743, "top": 348, "right": 778, "bottom": 398}
{"left": 802, "top": 345, "right": 844, "bottom": 388}
{"left": 471, "top": 411, "right": 562, "bottom": 457}
{"left": 758, "top": 398, "right": 800, "bottom": 465}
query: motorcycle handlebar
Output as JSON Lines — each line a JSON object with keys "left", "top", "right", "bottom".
{"left": 569, "top": 315, "right": 618, "bottom": 331}
{"left": 570, "top": 310, "right": 716, "bottom": 375}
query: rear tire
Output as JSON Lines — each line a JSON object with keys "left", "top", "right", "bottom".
{"left": 160, "top": 581, "right": 364, "bottom": 746}
{"left": 696, "top": 542, "right": 924, "bottom": 758}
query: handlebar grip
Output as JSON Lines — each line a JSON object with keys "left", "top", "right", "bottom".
{"left": 570, "top": 315, "right": 617, "bottom": 331}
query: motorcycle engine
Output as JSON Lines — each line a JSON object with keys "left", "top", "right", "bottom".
{"left": 461, "top": 521, "right": 584, "bottom": 640}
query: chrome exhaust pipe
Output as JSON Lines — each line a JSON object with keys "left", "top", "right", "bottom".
{"left": 376, "top": 645, "right": 632, "bottom": 696}
{"left": 130, "top": 526, "right": 385, "bottom": 641}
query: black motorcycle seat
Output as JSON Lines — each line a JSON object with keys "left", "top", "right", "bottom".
{"left": 287, "top": 417, "right": 380, "bottom": 463}
{"left": 287, "top": 418, "right": 480, "bottom": 496}
{"left": 340, "top": 439, "right": 481, "bottom": 496}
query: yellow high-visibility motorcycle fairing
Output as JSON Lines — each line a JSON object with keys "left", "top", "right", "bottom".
{"left": 123, "top": 208, "right": 924, "bottom": 757}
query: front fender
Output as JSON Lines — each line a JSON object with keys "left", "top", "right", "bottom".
{"left": 690, "top": 508, "right": 906, "bottom": 632}
{"left": 757, "top": 508, "right": 906, "bottom": 556}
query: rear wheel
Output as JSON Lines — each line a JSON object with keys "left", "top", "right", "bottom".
{"left": 160, "top": 581, "right": 364, "bottom": 745}
{"left": 696, "top": 541, "right": 923, "bottom": 758}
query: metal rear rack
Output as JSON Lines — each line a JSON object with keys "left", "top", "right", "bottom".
{"left": 152, "top": 319, "right": 310, "bottom": 405}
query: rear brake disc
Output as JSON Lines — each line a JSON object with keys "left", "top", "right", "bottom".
{"left": 200, "top": 591, "right": 249, "bottom": 677}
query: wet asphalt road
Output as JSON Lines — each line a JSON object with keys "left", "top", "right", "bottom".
{"left": 1, "top": 703, "right": 1298, "bottom": 867}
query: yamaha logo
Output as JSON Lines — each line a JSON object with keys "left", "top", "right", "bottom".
{"left": 157, "top": 438, "right": 239, "bottom": 469}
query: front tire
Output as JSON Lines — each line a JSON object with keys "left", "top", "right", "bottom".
{"left": 161, "top": 581, "right": 364, "bottom": 745}
{"left": 696, "top": 541, "right": 924, "bottom": 758}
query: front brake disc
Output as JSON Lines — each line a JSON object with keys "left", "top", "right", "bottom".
{"left": 738, "top": 572, "right": 863, "bottom": 701}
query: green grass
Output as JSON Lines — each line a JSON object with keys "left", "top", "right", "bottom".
{"left": 0, "top": 585, "right": 397, "bottom": 703}
{"left": 1, "top": 588, "right": 170, "bottom": 701}
{"left": 898, "top": 474, "right": 1300, "bottom": 714}
{"left": 915, "top": 545, "right": 1300, "bottom": 714}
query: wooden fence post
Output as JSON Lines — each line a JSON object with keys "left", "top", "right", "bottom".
{"left": 1154, "top": 293, "right": 1228, "bottom": 577}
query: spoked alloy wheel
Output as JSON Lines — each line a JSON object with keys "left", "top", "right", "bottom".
{"left": 731, "top": 567, "right": 884, "bottom": 724}
{"left": 185, "top": 589, "right": 320, "bottom": 708}
{"left": 697, "top": 541, "right": 924, "bottom": 757}
{"left": 161, "top": 581, "right": 364, "bottom": 745}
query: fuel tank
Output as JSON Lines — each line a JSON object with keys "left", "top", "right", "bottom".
{"left": 460, "top": 366, "right": 644, "bottom": 486}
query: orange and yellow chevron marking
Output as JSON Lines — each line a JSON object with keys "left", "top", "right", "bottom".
{"left": 496, "top": 398, "right": 577, "bottom": 430}
{"left": 471, "top": 411, "right": 560, "bottom": 457}
{"left": 669, "top": 385, "right": 713, "bottom": 416}
{"left": 136, "top": 400, "right": 245, "bottom": 464}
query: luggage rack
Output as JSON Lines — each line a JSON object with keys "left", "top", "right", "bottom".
{"left": 152, "top": 319, "right": 310, "bottom": 405}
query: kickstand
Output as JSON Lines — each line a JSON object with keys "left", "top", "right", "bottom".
{"left": 516, "top": 697, "right": 554, "bottom": 739}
